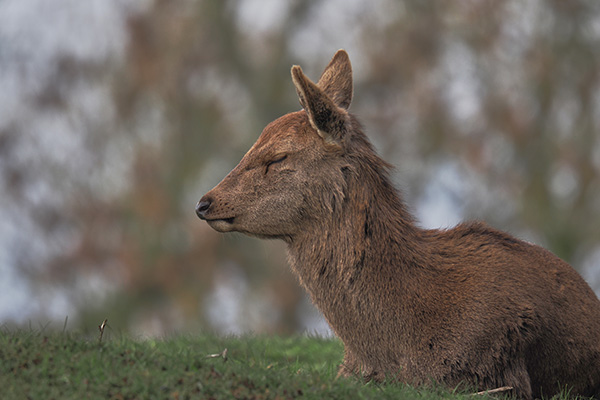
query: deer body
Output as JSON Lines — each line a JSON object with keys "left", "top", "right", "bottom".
{"left": 197, "top": 50, "right": 600, "bottom": 399}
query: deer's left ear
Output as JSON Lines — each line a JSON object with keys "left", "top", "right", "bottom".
{"left": 291, "top": 50, "right": 353, "bottom": 145}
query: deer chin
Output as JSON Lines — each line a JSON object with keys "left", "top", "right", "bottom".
{"left": 205, "top": 217, "right": 236, "bottom": 232}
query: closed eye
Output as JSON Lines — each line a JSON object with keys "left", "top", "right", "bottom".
{"left": 265, "top": 155, "right": 287, "bottom": 173}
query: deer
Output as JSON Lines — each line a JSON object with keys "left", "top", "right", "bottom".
{"left": 196, "top": 49, "right": 600, "bottom": 399}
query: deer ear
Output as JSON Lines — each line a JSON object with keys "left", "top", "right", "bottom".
{"left": 317, "top": 49, "right": 353, "bottom": 110}
{"left": 291, "top": 64, "right": 348, "bottom": 145}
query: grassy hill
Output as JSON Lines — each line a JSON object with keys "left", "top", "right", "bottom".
{"left": 0, "top": 328, "right": 541, "bottom": 399}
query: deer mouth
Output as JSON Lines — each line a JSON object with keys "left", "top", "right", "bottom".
{"left": 205, "top": 217, "right": 236, "bottom": 232}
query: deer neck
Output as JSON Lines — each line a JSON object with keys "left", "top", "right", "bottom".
{"left": 286, "top": 166, "right": 426, "bottom": 340}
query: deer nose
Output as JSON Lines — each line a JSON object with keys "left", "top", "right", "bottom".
{"left": 196, "top": 198, "right": 212, "bottom": 219}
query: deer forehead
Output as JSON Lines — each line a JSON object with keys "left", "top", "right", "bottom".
{"left": 251, "top": 111, "right": 322, "bottom": 154}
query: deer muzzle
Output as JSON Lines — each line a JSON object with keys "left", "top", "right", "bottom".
{"left": 195, "top": 198, "right": 212, "bottom": 220}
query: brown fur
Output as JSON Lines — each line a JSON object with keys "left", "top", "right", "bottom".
{"left": 196, "top": 50, "right": 600, "bottom": 399}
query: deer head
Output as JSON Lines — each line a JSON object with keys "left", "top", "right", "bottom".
{"left": 196, "top": 50, "right": 355, "bottom": 241}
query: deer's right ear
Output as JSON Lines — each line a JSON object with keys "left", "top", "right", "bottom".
{"left": 291, "top": 65, "right": 348, "bottom": 145}
{"left": 317, "top": 50, "right": 352, "bottom": 110}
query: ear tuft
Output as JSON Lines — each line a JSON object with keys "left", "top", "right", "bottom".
{"left": 291, "top": 62, "right": 348, "bottom": 145}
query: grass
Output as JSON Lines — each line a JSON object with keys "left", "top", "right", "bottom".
{"left": 0, "top": 327, "right": 572, "bottom": 399}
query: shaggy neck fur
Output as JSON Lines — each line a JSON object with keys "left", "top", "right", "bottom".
{"left": 287, "top": 123, "right": 430, "bottom": 377}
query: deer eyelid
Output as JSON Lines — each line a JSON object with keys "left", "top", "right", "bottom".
{"left": 265, "top": 155, "right": 288, "bottom": 173}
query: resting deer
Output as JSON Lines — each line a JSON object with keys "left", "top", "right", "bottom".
{"left": 196, "top": 50, "right": 600, "bottom": 399}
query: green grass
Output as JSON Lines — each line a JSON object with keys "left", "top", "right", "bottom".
{"left": 0, "top": 327, "right": 564, "bottom": 400}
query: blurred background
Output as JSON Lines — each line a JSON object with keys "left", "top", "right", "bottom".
{"left": 1, "top": 0, "right": 599, "bottom": 337}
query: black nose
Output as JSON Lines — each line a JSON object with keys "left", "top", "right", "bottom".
{"left": 196, "top": 198, "right": 212, "bottom": 219}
